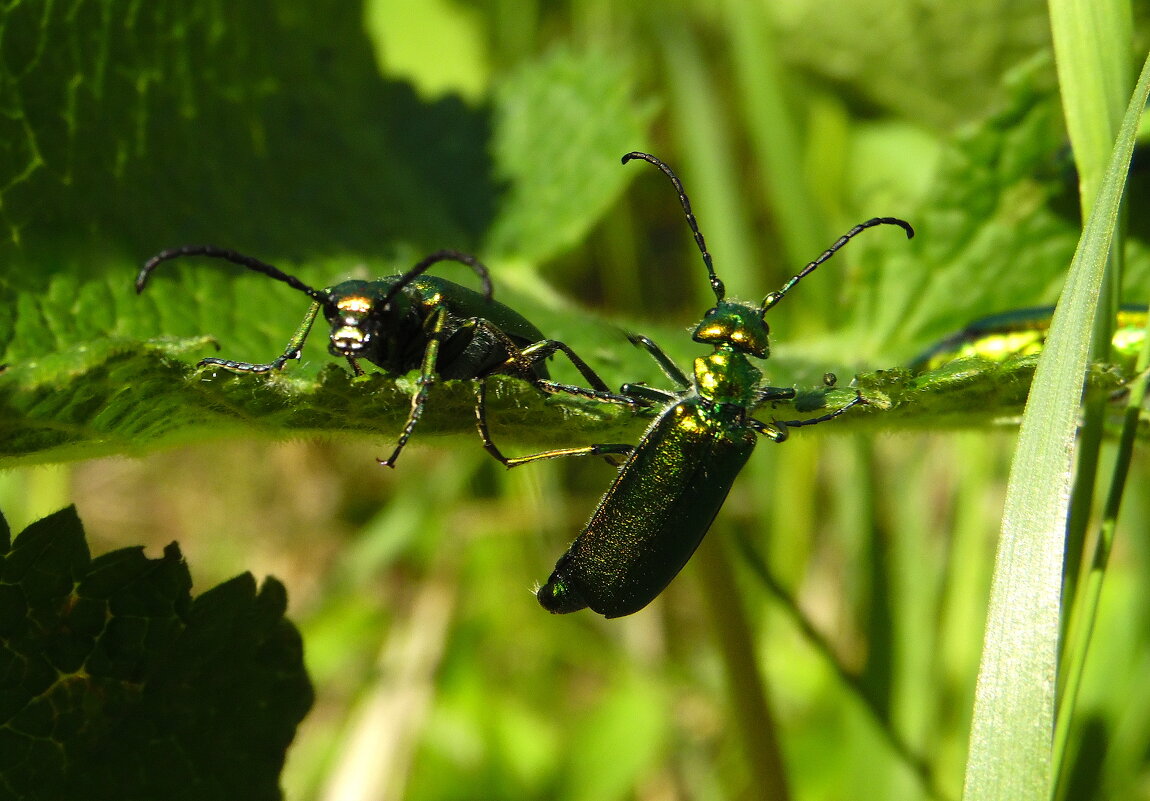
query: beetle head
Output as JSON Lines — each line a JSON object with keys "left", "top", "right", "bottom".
{"left": 323, "top": 280, "right": 415, "bottom": 361}
{"left": 693, "top": 300, "right": 770, "bottom": 358}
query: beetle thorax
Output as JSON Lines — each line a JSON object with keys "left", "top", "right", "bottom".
{"left": 694, "top": 348, "right": 762, "bottom": 405}
{"left": 692, "top": 300, "right": 770, "bottom": 358}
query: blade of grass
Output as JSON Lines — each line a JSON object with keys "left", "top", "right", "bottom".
{"left": 733, "top": 531, "right": 949, "bottom": 801}
{"left": 1050, "top": 0, "right": 1134, "bottom": 633}
{"left": 1047, "top": 5, "right": 1136, "bottom": 797}
{"left": 694, "top": 535, "right": 790, "bottom": 801}
{"left": 1053, "top": 305, "right": 1150, "bottom": 801}
{"left": 960, "top": 50, "right": 1150, "bottom": 801}
{"left": 1048, "top": 0, "right": 1133, "bottom": 211}
{"left": 657, "top": 21, "right": 757, "bottom": 306}
{"left": 721, "top": 0, "right": 825, "bottom": 270}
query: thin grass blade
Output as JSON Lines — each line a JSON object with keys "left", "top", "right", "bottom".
{"left": 960, "top": 51, "right": 1150, "bottom": 801}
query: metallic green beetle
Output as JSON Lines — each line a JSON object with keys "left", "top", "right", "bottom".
{"left": 910, "top": 305, "right": 1148, "bottom": 373}
{"left": 138, "top": 246, "right": 640, "bottom": 467}
{"left": 501, "top": 152, "right": 914, "bottom": 618}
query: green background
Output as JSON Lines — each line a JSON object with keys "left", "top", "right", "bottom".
{"left": 1, "top": 1, "right": 1149, "bottom": 799}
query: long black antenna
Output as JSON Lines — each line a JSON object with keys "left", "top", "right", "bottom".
{"left": 762, "top": 217, "right": 915, "bottom": 311}
{"left": 622, "top": 151, "right": 726, "bottom": 302}
{"left": 380, "top": 249, "right": 493, "bottom": 307}
{"left": 137, "top": 245, "right": 331, "bottom": 304}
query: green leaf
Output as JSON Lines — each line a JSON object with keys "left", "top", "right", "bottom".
{"left": 0, "top": 505, "right": 313, "bottom": 800}
{"left": 772, "top": 0, "right": 1053, "bottom": 130}
{"left": 854, "top": 359, "right": 1130, "bottom": 431}
{"left": 484, "top": 47, "right": 658, "bottom": 265}
{"left": 850, "top": 56, "right": 1150, "bottom": 365}
{"left": 3, "top": 3, "right": 1139, "bottom": 474}
{"left": 0, "top": 1, "right": 498, "bottom": 261}
{"left": 366, "top": 0, "right": 491, "bottom": 102}
{"left": 857, "top": 58, "right": 1076, "bottom": 359}
{"left": 0, "top": 336, "right": 646, "bottom": 466}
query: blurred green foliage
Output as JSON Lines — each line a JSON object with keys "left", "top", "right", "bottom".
{"left": 1, "top": 1, "right": 1149, "bottom": 800}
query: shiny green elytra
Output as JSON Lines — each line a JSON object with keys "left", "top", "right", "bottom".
{"left": 910, "top": 305, "right": 1148, "bottom": 373}
{"left": 530, "top": 152, "right": 915, "bottom": 618}
{"left": 138, "top": 246, "right": 637, "bottom": 467}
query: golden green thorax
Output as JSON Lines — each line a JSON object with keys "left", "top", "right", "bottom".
{"left": 693, "top": 344, "right": 764, "bottom": 408}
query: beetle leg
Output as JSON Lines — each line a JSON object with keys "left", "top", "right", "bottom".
{"left": 377, "top": 307, "right": 447, "bottom": 468}
{"left": 474, "top": 380, "right": 634, "bottom": 468}
{"left": 750, "top": 392, "right": 863, "bottom": 442}
{"left": 754, "top": 385, "right": 797, "bottom": 404}
{"left": 533, "top": 380, "right": 648, "bottom": 406}
{"left": 459, "top": 317, "right": 537, "bottom": 377}
{"left": 469, "top": 319, "right": 646, "bottom": 407}
{"left": 471, "top": 320, "right": 599, "bottom": 387}
{"left": 626, "top": 333, "right": 691, "bottom": 388}
{"left": 758, "top": 391, "right": 866, "bottom": 439}
{"left": 620, "top": 382, "right": 679, "bottom": 404}
{"left": 749, "top": 418, "right": 789, "bottom": 443}
{"left": 510, "top": 338, "right": 615, "bottom": 391}
{"left": 198, "top": 300, "right": 323, "bottom": 373}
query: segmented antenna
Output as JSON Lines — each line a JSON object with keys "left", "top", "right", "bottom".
{"left": 137, "top": 245, "right": 331, "bottom": 304}
{"left": 380, "top": 249, "right": 494, "bottom": 307}
{"left": 762, "top": 217, "right": 914, "bottom": 311}
{"left": 622, "top": 151, "right": 726, "bottom": 302}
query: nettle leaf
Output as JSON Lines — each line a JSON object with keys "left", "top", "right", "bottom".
{"left": 0, "top": 506, "right": 312, "bottom": 801}
{"left": 0, "top": 2, "right": 496, "bottom": 262}
{"left": 0, "top": 336, "right": 646, "bottom": 466}
{"left": 774, "top": 0, "right": 1052, "bottom": 130}
{"left": 856, "top": 359, "right": 1129, "bottom": 431}
{"left": 847, "top": 57, "right": 1150, "bottom": 364}
{"left": 484, "top": 46, "right": 658, "bottom": 264}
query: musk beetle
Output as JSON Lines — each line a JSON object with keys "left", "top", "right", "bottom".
{"left": 910, "top": 305, "right": 1149, "bottom": 374}
{"left": 137, "top": 246, "right": 640, "bottom": 467}
{"left": 520, "top": 152, "right": 914, "bottom": 618}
